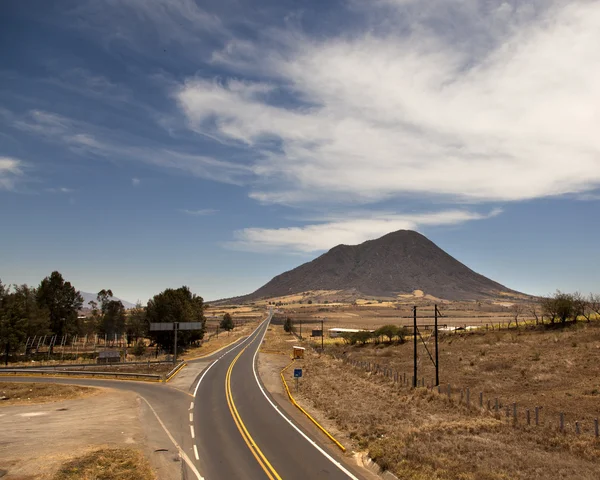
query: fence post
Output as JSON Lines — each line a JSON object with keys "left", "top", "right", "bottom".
{"left": 437, "top": 385, "right": 441, "bottom": 394}
{"left": 466, "top": 388, "right": 470, "bottom": 407}
{"left": 495, "top": 398, "right": 499, "bottom": 412}
{"left": 513, "top": 403, "right": 517, "bottom": 425}
{"left": 526, "top": 409, "right": 530, "bottom": 425}
{"left": 535, "top": 407, "right": 539, "bottom": 426}
{"left": 447, "top": 384, "right": 451, "bottom": 399}
{"left": 479, "top": 392, "right": 483, "bottom": 408}
{"left": 487, "top": 399, "right": 491, "bottom": 410}
{"left": 595, "top": 418, "right": 598, "bottom": 438}
{"left": 575, "top": 421, "right": 580, "bottom": 435}
{"left": 560, "top": 413, "right": 564, "bottom": 432}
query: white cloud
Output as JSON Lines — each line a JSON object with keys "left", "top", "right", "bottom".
{"left": 132, "top": 177, "right": 141, "bottom": 186}
{"left": 0, "top": 157, "right": 23, "bottom": 190}
{"left": 176, "top": 0, "right": 600, "bottom": 206}
{"left": 181, "top": 208, "right": 218, "bottom": 216}
{"left": 228, "top": 209, "right": 501, "bottom": 253}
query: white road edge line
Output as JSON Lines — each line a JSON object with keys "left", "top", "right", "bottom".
{"left": 190, "top": 425, "right": 195, "bottom": 439}
{"left": 251, "top": 314, "right": 360, "bottom": 480}
{"left": 139, "top": 396, "right": 204, "bottom": 480}
{"left": 189, "top": 412, "right": 194, "bottom": 422}
{"left": 192, "top": 319, "right": 267, "bottom": 398}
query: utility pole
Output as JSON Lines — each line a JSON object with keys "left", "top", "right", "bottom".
{"left": 413, "top": 306, "right": 417, "bottom": 388}
{"left": 299, "top": 320, "right": 302, "bottom": 340}
{"left": 173, "top": 322, "right": 179, "bottom": 364}
{"left": 321, "top": 319, "right": 324, "bottom": 352}
{"left": 434, "top": 304, "right": 439, "bottom": 386}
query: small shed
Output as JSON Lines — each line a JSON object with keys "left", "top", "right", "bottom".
{"left": 97, "top": 350, "right": 121, "bottom": 364}
{"left": 292, "top": 346, "right": 305, "bottom": 359}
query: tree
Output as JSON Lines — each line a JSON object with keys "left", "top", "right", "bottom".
{"left": 529, "top": 303, "right": 541, "bottom": 325}
{"left": 126, "top": 302, "right": 147, "bottom": 344}
{"left": 220, "top": 313, "right": 234, "bottom": 331}
{"left": 374, "top": 325, "right": 399, "bottom": 342}
{"left": 588, "top": 294, "right": 600, "bottom": 321}
{"left": 541, "top": 291, "right": 580, "bottom": 324}
{"left": 510, "top": 304, "right": 524, "bottom": 328}
{"left": 353, "top": 330, "right": 373, "bottom": 345}
{"left": 99, "top": 300, "right": 126, "bottom": 338}
{"left": 146, "top": 286, "right": 206, "bottom": 352}
{"left": 283, "top": 317, "right": 293, "bottom": 333}
{"left": 36, "top": 271, "right": 83, "bottom": 336}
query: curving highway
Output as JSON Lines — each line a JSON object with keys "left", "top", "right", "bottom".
{"left": 3, "top": 313, "right": 366, "bottom": 479}
{"left": 190, "top": 313, "right": 362, "bottom": 479}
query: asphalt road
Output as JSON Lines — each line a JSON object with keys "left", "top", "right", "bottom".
{"left": 191, "top": 313, "right": 363, "bottom": 480}
{"left": 3, "top": 314, "right": 366, "bottom": 479}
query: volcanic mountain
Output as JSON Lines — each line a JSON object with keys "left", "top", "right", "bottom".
{"left": 245, "top": 230, "right": 520, "bottom": 301}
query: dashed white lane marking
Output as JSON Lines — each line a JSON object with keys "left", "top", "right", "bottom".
{"left": 139, "top": 396, "right": 203, "bottom": 480}
{"left": 190, "top": 425, "right": 195, "bottom": 439}
{"left": 190, "top": 401, "right": 194, "bottom": 410}
{"left": 18, "top": 412, "right": 48, "bottom": 417}
{"left": 189, "top": 412, "right": 193, "bottom": 422}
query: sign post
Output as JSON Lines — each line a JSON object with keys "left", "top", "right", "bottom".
{"left": 294, "top": 368, "right": 302, "bottom": 392}
{"left": 149, "top": 322, "right": 204, "bottom": 363}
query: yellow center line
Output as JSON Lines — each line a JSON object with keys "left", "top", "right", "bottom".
{"left": 225, "top": 337, "right": 282, "bottom": 480}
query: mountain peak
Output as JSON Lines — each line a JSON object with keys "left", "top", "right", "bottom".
{"left": 246, "top": 230, "right": 520, "bottom": 301}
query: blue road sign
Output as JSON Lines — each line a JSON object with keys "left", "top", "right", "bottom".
{"left": 294, "top": 368, "right": 303, "bottom": 378}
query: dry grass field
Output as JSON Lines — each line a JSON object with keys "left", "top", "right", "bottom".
{"left": 263, "top": 299, "right": 600, "bottom": 479}
{"left": 327, "top": 321, "right": 600, "bottom": 432}
{"left": 52, "top": 448, "right": 155, "bottom": 480}
{"left": 282, "top": 350, "right": 600, "bottom": 479}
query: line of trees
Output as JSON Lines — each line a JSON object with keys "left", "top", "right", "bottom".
{"left": 539, "top": 291, "right": 600, "bottom": 324}
{"left": 0, "top": 272, "right": 207, "bottom": 358}
{"left": 340, "top": 325, "right": 408, "bottom": 345}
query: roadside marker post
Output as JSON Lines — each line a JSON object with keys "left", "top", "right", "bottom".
{"left": 294, "top": 368, "right": 302, "bottom": 392}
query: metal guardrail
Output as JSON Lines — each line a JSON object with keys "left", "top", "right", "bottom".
{"left": 165, "top": 361, "right": 186, "bottom": 381}
{"left": 0, "top": 369, "right": 161, "bottom": 381}
{"left": 0, "top": 360, "right": 172, "bottom": 370}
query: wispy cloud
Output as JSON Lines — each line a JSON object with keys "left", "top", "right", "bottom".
{"left": 0, "top": 156, "right": 23, "bottom": 190}
{"left": 176, "top": 1, "right": 600, "bottom": 206}
{"left": 227, "top": 209, "right": 501, "bottom": 253}
{"left": 132, "top": 177, "right": 141, "bottom": 187}
{"left": 181, "top": 208, "right": 218, "bottom": 216}
{"left": 5, "top": 109, "right": 251, "bottom": 185}
{"left": 46, "top": 187, "right": 74, "bottom": 194}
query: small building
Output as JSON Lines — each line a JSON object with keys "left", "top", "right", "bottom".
{"left": 292, "top": 346, "right": 305, "bottom": 359}
{"left": 328, "top": 328, "right": 373, "bottom": 338}
{"left": 97, "top": 350, "right": 121, "bottom": 364}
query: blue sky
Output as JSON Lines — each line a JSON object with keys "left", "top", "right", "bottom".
{"left": 1, "top": 0, "right": 599, "bottom": 304}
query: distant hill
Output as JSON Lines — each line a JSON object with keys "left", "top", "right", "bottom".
{"left": 241, "top": 230, "right": 523, "bottom": 302}
{"left": 79, "top": 291, "right": 137, "bottom": 309}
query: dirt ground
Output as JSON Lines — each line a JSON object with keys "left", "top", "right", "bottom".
{"left": 0, "top": 383, "right": 96, "bottom": 407}
{"left": 264, "top": 321, "right": 600, "bottom": 479}
{"left": 0, "top": 385, "right": 179, "bottom": 480}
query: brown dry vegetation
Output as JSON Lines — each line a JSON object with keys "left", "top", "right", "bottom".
{"left": 274, "top": 328, "right": 600, "bottom": 479}
{"left": 329, "top": 321, "right": 600, "bottom": 431}
{"left": 52, "top": 448, "right": 155, "bottom": 480}
{"left": 0, "top": 382, "right": 96, "bottom": 406}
